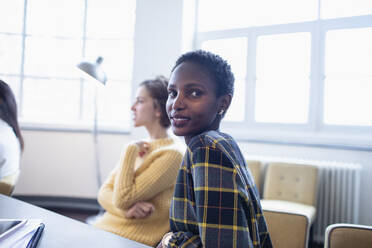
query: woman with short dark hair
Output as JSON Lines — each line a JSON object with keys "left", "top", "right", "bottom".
{"left": 159, "top": 50, "right": 272, "bottom": 247}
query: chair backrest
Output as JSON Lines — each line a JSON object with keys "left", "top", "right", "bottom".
{"left": 246, "top": 160, "right": 263, "bottom": 194}
{"left": 263, "top": 209, "right": 309, "bottom": 248}
{"left": 325, "top": 223, "right": 372, "bottom": 248}
{"left": 263, "top": 162, "right": 318, "bottom": 206}
{"left": 0, "top": 171, "right": 19, "bottom": 196}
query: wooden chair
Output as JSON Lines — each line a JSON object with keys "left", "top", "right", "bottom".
{"left": 261, "top": 162, "right": 318, "bottom": 248}
{"left": 324, "top": 223, "right": 372, "bottom": 248}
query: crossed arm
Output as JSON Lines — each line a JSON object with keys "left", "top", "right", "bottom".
{"left": 97, "top": 166, "right": 154, "bottom": 218}
{"left": 97, "top": 143, "right": 182, "bottom": 218}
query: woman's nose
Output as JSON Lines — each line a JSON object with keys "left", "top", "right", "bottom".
{"left": 172, "top": 93, "right": 186, "bottom": 111}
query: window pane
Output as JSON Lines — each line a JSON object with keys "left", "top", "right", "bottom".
{"left": 22, "top": 78, "right": 81, "bottom": 122}
{"left": 324, "top": 78, "right": 372, "bottom": 126}
{"left": 26, "top": 0, "right": 84, "bottom": 37}
{"left": 324, "top": 28, "right": 372, "bottom": 126}
{"left": 321, "top": 0, "right": 372, "bottom": 19}
{"left": 255, "top": 77, "right": 310, "bottom": 123}
{"left": 325, "top": 28, "right": 372, "bottom": 76}
{"left": 198, "top": 0, "right": 317, "bottom": 31}
{"left": 85, "top": 39, "right": 134, "bottom": 80}
{"left": 224, "top": 78, "right": 245, "bottom": 122}
{"left": 82, "top": 80, "right": 131, "bottom": 129}
{"left": 0, "top": 0, "right": 24, "bottom": 33}
{"left": 86, "top": 0, "right": 136, "bottom": 39}
{"left": 255, "top": 33, "right": 311, "bottom": 123}
{"left": 0, "top": 34, "right": 23, "bottom": 74}
{"left": 257, "top": 33, "right": 311, "bottom": 77}
{"left": 201, "top": 37, "right": 247, "bottom": 77}
{"left": 24, "top": 37, "right": 82, "bottom": 78}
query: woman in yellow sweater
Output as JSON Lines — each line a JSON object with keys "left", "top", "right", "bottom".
{"left": 93, "top": 76, "right": 184, "bottom": 246}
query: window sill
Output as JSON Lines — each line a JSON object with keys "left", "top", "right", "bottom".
{"left": 20, "top": 121, "right": 130, "bottom": 135}
{"left": 224, "top": 125, "right": 372, "bottom": 151}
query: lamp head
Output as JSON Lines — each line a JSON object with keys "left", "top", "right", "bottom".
{"left": 77, "top": 56, "right": 107, "bottom": 85}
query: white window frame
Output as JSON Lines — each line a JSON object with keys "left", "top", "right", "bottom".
{"left": 195, "top": 13, "right": 372, "bottom": 150}
{"left": 0, "top": 0, "right": 134, "bottom": 134}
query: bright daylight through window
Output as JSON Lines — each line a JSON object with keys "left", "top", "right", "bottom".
{"left": 0, "top": 0, "right": 135, "bottom": 131}
{"left": 198, "top": 0, "right": 372, "bottom": 148}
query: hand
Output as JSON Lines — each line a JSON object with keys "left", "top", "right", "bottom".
{"left": 155, "top": 242, "right": 164, "bottom": 248}
{"left": 125, "top": 201, "right": 155, "bottom": 219}
{"left": 135, "top": 141, "right": 150, "bottom": 157}
{"left": 157, "top": 232, "right": 173, "bottom": 248}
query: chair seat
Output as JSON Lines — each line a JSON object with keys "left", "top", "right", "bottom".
{"left": 261, "top": 199, "right": 316, "bottom": 223}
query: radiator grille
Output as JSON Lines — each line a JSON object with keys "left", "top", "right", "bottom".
{"left": 314, "top": 163, "right": 361, "bottom": 242}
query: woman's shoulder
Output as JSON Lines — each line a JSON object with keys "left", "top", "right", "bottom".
{"left": 0, "top": 119, "right": 12, "bottom": 132}
{"left": 0, "top": 120, "right": 18, "bottom": 145}
{"left": 188, "top": 130, "right": 236, "bottom": 150}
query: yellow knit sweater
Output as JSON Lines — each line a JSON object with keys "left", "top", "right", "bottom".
{"left": 93, "top": 137, "right": 184, "bottom": 246}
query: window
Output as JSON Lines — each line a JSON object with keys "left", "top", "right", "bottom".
{"left": 255, "top": 33, "right": 311, "bottom": 124}
{"left": 0, "top": 0, "right": 136, "bottom": 131}
{"left": 197, "top": 0, "right": 317, "bottom": 31}
{"left": 324, "top": 28, "right": 372, "bottom": 126}
{"left": 197, "top": 0, "right": 372, "bottom": 148}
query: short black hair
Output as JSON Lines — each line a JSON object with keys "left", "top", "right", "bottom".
{"left": 171, "top": 50, "right": 234, "bottom": 97}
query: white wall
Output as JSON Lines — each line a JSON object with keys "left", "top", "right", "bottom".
{"left": 132, "top": 0, "right": 184, "bottom": 84}
{"left": 16, "top": 131, "right": 128, "bottom": 198}
{"left": 13, "top": 0, "right": 372, "bottom": 227}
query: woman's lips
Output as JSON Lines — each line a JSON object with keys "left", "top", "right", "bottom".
{"left": 171, "top": 116, "right": 190, "bottom": 127}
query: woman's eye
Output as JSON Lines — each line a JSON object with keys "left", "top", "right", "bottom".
{"left": 168, "top": 90, "right": 176, "bottom": 98}
{"left": 190, "top": 90, "right": 202, "bottom": 98}
{"left": 135, "top": 98, "right": 144, "bottom": 104}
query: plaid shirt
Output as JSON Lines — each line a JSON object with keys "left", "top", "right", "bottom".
{"left": 168, "top": 131, "right": 272, "bottom": 248}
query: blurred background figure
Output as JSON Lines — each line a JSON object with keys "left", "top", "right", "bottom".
{"left": 93, "top": 76, "right": 184, "bottom": 247}
{"left": 0, "top": 79, "right": 24, "bottom": 195}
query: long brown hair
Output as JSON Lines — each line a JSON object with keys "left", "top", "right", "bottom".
{"left": 0, "top": 80, "right": 24, "bottom": 151}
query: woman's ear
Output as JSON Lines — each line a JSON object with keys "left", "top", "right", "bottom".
{"left": 219, "top": 94, "right": 232, "bottom": 113}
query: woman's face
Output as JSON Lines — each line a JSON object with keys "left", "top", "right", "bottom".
{"left": 131, "top": 86, "right": 159, "bottom": 128}
{"left": 166, "top": 62, "right": 224, "bottom": 143}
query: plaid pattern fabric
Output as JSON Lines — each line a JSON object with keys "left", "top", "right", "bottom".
{"left": 168, "top": 131, "right": 272, "bottom": 248}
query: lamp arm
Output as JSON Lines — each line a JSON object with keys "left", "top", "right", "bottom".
{"left": 93, "top": 85, "right": 102, "bottom": 188}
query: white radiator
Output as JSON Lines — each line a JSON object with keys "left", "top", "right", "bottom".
{"left": 245, "top": 155, "right": 361, "bottom": 243}
{"left": 314, "top": 162, "right": 361, "bottom": 243}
